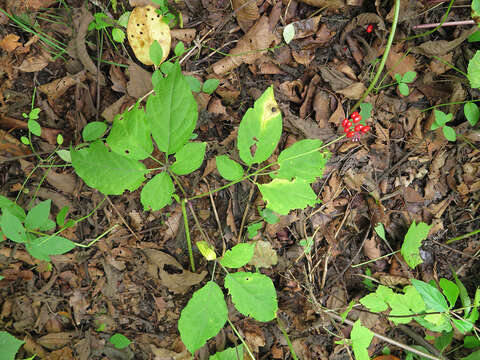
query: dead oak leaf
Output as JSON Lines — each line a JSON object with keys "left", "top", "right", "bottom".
{"left": 386, "top": 47, "right": 416, "bottom": 78}
{"left": 0, "top": 34, "right": 21, "bottom": 52}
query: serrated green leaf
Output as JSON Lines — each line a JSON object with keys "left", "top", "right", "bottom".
{"left": 202, "top": 78, "right": 219, "bottom": 94}
{"left": 401, "top": 221, "right": 431, "bottom": 269}
{"left": 140, "top": 172, "right": 174, "bottom": 211}
{"left": 25, "top": 200, "right": 51, "bottom": 231}
{"left": 468, "top": 50, "right": 480, "bottom": 89}
{"left": 271, "top": 139, "right": 329, "bottom": 182}
{"left": 71, "top": 141, "right": 147, "bottom": 195}
{"left": 82, "top": 122, "right": 107, "bottom": 142}
{"left": 149, "top": 40, "right": 164, "bottom": 67}
{"left": 110, "top": 333, "right": 131, "bottom": 349}
{"left": 398, "top": 82, "right": 410, "bottom": 96}
{"left": 439, "top": 278, "right": 459, "bottom": 308}
{"left": 411, "top": 279, "right": 449, "bottom": 312}
{"left": 283, "top": 23, "right": 295, "bottom": 44}
{"left": 106, "top": 104, "right": 153, "bottom": 160}
{"left": 402, "top": 71, "right": 417, "bottom": 83}
{"left": 359, "top": 293, "right": 388, "bottom": 312}
{"left": 179, "top": 281, "right": 228, "bottom": 354}
{"left": 0, "top": 331, "right": 24, "bottom": 360}
{"left": 1, "top": 209, "right": 27, "bottom": 243}
{"left": 464, "top": 102, "right": 479, "bottom": 126}
{"left": 170, "top": 142, "right": 206, "bottom": 175}
{"left": 258, "top": 178, "right": 316, "bottom": 215}
{"left": 28, "top": 119, "right": 41, "bottom": 136}
{"left": 224, "top": 272, "right": 277, "bottom": 322}
{"left": 112, "top": 28, "right": 125, "bottom": 42}
{"left": 146, "top": 62, "right": 197, "bottom": 155}
{"left": 443, "top": 126, "right": 456, "bottom": 142}
{"left": 220, "top": 243, "right": 255, "bottom": 268}
{"left": 215, "top": 155, "right": 244, "bottom": 181}
{"left": 209, "top": 345, "right": 243, "bottom": 360}
{"left": 26, "top": 236, "right": 76, "bottom": 261}
{"left": 350, "top": 320, "right": 374, "bottom": 360}
{"left": 0, "top": 196, "right": 26, "bottom": 221}
{"left": 237, "top": 86, "right": 282, "bottom": 165}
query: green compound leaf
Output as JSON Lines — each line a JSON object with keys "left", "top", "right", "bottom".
{"left": 271, "top": 139, "right": 329, "bottom": 182}
{"left": 401, "top": 221, "right": 432, "bottom": 269}
{"left": 1, "top": 209, "right": 27, "bottom": 243}
{"left": 468, "top": 50, "right": 480, "bottom": 89}
{"left": 140, "top": 172, "right": 174, "bottom": 211}
{"left": 258, "top": 178, "right": 317, "bottom": 215}
{"left": 202, "top": 78, "right": 220, "bottom": 94}
{"left": 224, "top": 272, "right": 277, "bottom": 322}
{"left": 112, "top": 28, "right": 125, "bottom": 42}
{"left": 220, "top": 243, "right": 255, "bottom": 268}
{"left": 25, "top": 200, "right": 52, "bottom": 231}
{"left": 170, "top": 142, "right": 206, "bottom": 175}
{"left": 411, "top": 279, "right": 449, "bottom": 312}
{"left": 215, "top": 155, "right": 244, "bottom": 181}
{"left": 443, "top": 126, "right": 457, "bottom": 142}
{"left": 0, "top": 195, "right": 26, "bottom": 221}
{"left": 28, "top": 119, "right": 41, "bottom": 136}
{"left": 283, "top": 23, "right": 295, "bottom": 44}
{"left": 110, "top": 333, "right": 131, "bottom": 349}
{"left": 106, "top": 104, "right": 153, "bottom": 160}
{"left": 398, "top": 82, "right": 409, "bottom": 96}
{"left": 402, "top": 71, "right": 417, "bottom": 83}
{"left": 26, "top": 236, "right": 76, "bottom": 261}
{"left": 209, "top": 345, "right": 243, "bottom": 360}
{"left": 439, "top": 278, "right": 459, "bottom": 308}
{"left": 71, "top": 141, "right": 147, "bottom": 195}
{"left": 0, "top": 331, "right": 24, "bottom": 360}
{"left": 146, "top": 61, "right": 198, "bottom": 155}
{"left": 237, "top": 86, "right": 282, "bottom": 166}
{"left": 82, "top": 122, "right": 107, "bottom": 142}
{"left": 179, "top": 281, "right": 228, "bottom": 354}
{"left": 464, "top": 102, "right": 480, "bottom": 126}
{"left": 350, "top": 320, "right": 374, "bottom": 360}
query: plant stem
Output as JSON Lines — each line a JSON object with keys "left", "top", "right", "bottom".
{"left": 349, "top": 0, "right": 401, "bottom": 115}
{"left": 277, "top": 318, "right": 298, "bottom": 360}
{"left": 446, "top": 228, "right": 480, "bottom": 244}
{"left": 181, "top": 198, "right": 195, "bottom": 272}
{"left": 413, "top": 20, "right": 475, "bottom": 29}
{"left": 227, "top": 318, "right": 256, "bottom": 360}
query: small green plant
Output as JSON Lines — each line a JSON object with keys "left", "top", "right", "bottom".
{"left": 88, "top": 11, "right": 128, "bottom": 44}
{"left": 151, "top": 0, "right": 182, "bottom": 28}
{"left": 0, "top": 331, "right": 25, "bottom": 360}
{"left": 394, "top": 71, "right": 416, "bottom": 96}
{"left": 431, "top": 110, "right": 456, "bottom": 142}
{"left": 109, "top": 333, "right": 132, "bottom": 349}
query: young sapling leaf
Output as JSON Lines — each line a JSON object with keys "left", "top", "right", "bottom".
{"left": 402, "top": 71, "right": 417, "bottom": 83}
{"left": 28, "top": 119, "right": 41, "bottom": 136}
{"left": 56, "top": 150, "right": 71, "bottom": 163}
{"left": 247, "top": 222, "right": 262, "bottom": 238}
{"left": 25, "top": 199, "right": 53, "bottom": 231}
{"left": 467, "top": 50, "right": 480, "bottom": 89}
{"left": 394, "top": 73, "right": 402, "bottom": 83}
{"left": 170, "top": 142, "right": 206, "bottom": 175}
{"left": 56, "top": 206, "right": 69, "bottom": 227}
{"left": 26, "top": 236, "right": 76, "bottom": 261}
{"left": 185, "top": 75, "right": 201, "bottom": 93}
{"left": 398, "top": 82, "right": 409, "bottom": 96}
{"left": 202, "top": 78, "right": 220, "bottom": 94}
{"left": 464, "top": 102, "right": 479, "bottom": 126}
{"left": 209, "top": 345, "right": 244, "bottom": 360}
{"left": 219, "top": 243, "right": 255, "bottom": 268}
{"left": 443, "top": 126, "right": 456, "bottom": 142}
{"left": 196, "top": 241, "right": 216, "bottom": 260}
{"left": 117, "top": 11, "right": 131, "bottom": 27}
{"left": 174, "top": 41, "right": 185, "bottom": 57}
{"left": 411, "top": 279, "right": 449, "bottom": 312}
{"left": 149, "top": 40, "right": 164, "bottom": 67}
{"left": 140, "top": 172, "right": 174, "bottom": 211}
{"left": 259, "top": 208, "right": 279, "bottom": 224}
{"left": 374, "top": 223, "right": 386, "bottom": 241}
{"left": 439, "top": 278, "right": 459, "bottom": 308}
{"left": 109, "top": 333, "right": 131, "bottom": 349}
{"left": 215, "top": 155, "right": 244, "bottom": 181}
{"left": 112, "top": 28, "right": 125, "bottom": 42}
{"left": 56, "top": 134, "right": 63, "bottom": 145}
{"left": 1, "top": 209, "right": 27, "bottom": 243}
{"left": 21, "top": 136, "right": 30, "bottom": 145}
{"left": 82, "top": 122, "right": 107, "bottom": 141}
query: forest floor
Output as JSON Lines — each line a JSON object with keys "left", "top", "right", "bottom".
{"left": 0, "top": 0, "right": 479, "bottom": 359}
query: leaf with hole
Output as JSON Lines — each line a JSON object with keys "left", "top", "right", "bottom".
{"left": 224, "top": 272, "right": 277, "bottom": 322}
{"left": 237, "top": 86, "right": 282, "bottom": 165}
{"left": 178, "top": 281, "right": 228, "bottom": 354}
{"left": 71, "top": 141, "right": 147, "bottom": 195}
{"left": 140, "top": 172, "right": 174, "bottom": 211}
{"left": 170, "top": 142, "right": 206, "bottom": 175}
{"left": 106, "top": 104, "right": 153, "bottom": 160}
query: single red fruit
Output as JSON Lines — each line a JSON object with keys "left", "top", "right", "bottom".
{"left": 346, "top": 131, "right": 355, "bottom": 138}
{"left": 354, "top": 124, "right": 363, "bottom": 132}
{"left": 350, "top": 111, "right": 359, "bottom": 118}
{"left": 361, "top": 125, "right": 370, "bottom": 133}
{"left": 344, "top": 126, "right": 351, "bottom": 133}
{"left": 352, "top": 115, "right": 362, "bottom": 123}
{"left": 342, "top": 118, "right": 349, "bottom": 127}
{"left": 366, "top": 24, "right": 373, "bottom": 33}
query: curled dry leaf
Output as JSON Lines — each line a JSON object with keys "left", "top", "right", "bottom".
{"left": 143, "top": 249, "right": 207, "bottom": 294}
{"left": 233, "top": 0, "right": 259, "bottom": 32}
{"left": 336, "top": 82, "right": 366, "bottom": 100}
{"left": 412, "top": 27, "right": 477, "bottom": 56}
{"left": 296, "top": 0, "right": 344, "bottom": 8}
{"left": 287, "top": 16, "right": 321, "bottom": 40}
{"left": 212, "top": 16, "right": 277, "bottom": 75}
{"left": 127, "top": 5, "right": 171, "bottom": 65}
{"left": 248, "top": 240, "right": 278, "bottom": 268}
{"left": 278, "top": 80, "right": 304, "bottom": 103}
{"left": 386, "top": 46, "right": 416, "bottom": 78}
{"left": 0, "top": 34, "right": 21, "bottom": 52}
{"left": 38, "top": 71, "right": 87, "bottom": 103}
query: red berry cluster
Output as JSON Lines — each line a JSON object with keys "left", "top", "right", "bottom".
{"left": 366, "top": 24, "right": 374, "bottom": 33}
{"left": 342, "top": 111, "right": 370, "bottom": 141}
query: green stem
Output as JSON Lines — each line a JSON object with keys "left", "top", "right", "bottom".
{"left": 277, "top": 318, "right": 298, "bottom": 360}
{"left": 446, "top": 228, "right": 480, "bottom": 244}
{"left": 181, "top": 198, "right": 195, "bottom": 272}
{"left": 349, "top": 0, "right": 401, "bottom": 116}
{"left": 431, "top": 55, "right": 468, "bottom": 78}
{"left": 422, "top": 99, "right": 480, "bottom": 112}
{"left": 227, "top": 318, "right": 256, "bottom": 360}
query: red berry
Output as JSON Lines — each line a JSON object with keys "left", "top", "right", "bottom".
{"left": 344, "top": 126, "right": 351, "bottom": 133}
{"left": 354, "top": 124, "right": 363, "bottom": 132}
{"left": 350, "top": 111, "right": 359, "bottom": 118}
{"left": 346, "top": 131, "right": 355, "bottom": 138}
{"left": 352, "top": 115, "right": 362, "bottom": 123}
{"left": 342, "top": 118, "right": 349, "bottom": 127}
{"left": 361, "top": 125, "right": 370, "bottom": 133}
{"left": 366, "top": 24, "right": 373, "bottom": 33}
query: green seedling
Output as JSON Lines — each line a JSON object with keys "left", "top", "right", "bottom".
{"left": 394, "top": 71, "right": 416, "bottom": 96}
{"left": 88, "top": 11, "right": 128, "bottom": 45}
{"left": 109, "top": 333, "right": 132, "bottom": 349}
{"left": 151, "top": 0, "right": 182, "bottom": 28}
{"left": 431, "top": 110, "right": 456, "bottom": 142}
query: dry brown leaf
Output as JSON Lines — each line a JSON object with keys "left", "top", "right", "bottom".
{"left": 23, "top": 336, "right": 48, "bottom": 358}
{"left": 291, "top": 48, "right": 315, "bottom": 66}
{"left": 171, "top": 29, "right": 196, "bottom": 43}
{"left": 412, "top": 27, "right": 477, "bottom": 56}
{"left": 319, "top": 66, "right": 353, "bottom": 91}
{"left": 296, "top": 0, "right": 344, "bottom": 8}
{"left": 313, "top": 90, "right": 331, "bottom": 127}
{"left": 44, "top": 169, "right": 77, "bottom": 194}
{"left": 0, "top": 34, "right": 21, "bottom": 52}
{"left": 386, "top": 0, "right": 418, "bottom": 22}
{"left": 144, "top": 249, "right": 207, "bottom": 294}
{"left": 127, "top": 5, "right": 171, "bottom": 65}
{"left": 38, "top": 71, "right": 86, "bottom": 103}
{"left": 364, "top": 236, "right": 381, "bottom": 260}
{"left": 337, "top": 82, "right": 366, "bottom": 100}
{"left": 287, "top": 16, "right": 321, "bottom": 40}
{"left": 212, "top": 16, "right": 276, "bottom": 75}
{"left": 429, "top": 53, "right": 453, "bottom": 75}
{"left": 248, "top": 240, "right": 278, "bottom": 268}
{"left": 386, "top": 47, "right": 416, "bottom": 78}
{"left": 278, "top": 80, "right": 303, "bottom": 103}
{"left": 126, "top": 61, "right": 153, "bottom": 98}
{"left": 233, "top": 0, "right": 259, "bottom": 32}
{"left": 16, "top": 52, "right": 51, "bottom": 72}
{"left": 101, "top": 95, "right": 134, "bottom": 123}
{"left": 37, "top": 332, "right": 76, "bottom": 350}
